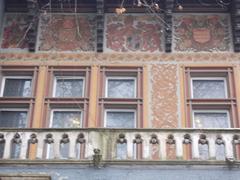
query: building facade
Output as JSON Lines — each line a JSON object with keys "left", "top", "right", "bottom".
{"left": 0, "top": 0, "right": 240, "bottom": 179}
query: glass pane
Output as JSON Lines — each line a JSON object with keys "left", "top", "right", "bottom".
{"left": 107, "top": 79, "right": 135, "bottom": 98}
{"left": 51, "top": 111, "right": 82, "bottom": 128}
{"left": 106, "top": 111, "right": 135, "bottom": 128}
{"left": 55, "top": 78, "right": 83, "bottom": 97}
{"left": 194, "top": 112, "right": 229, "bottom": 128}
{"left": 192, "top": 79, "right": 226, "bottom": 99}
{"left": 3, "top": 78, "right": 32, "bottom": 97}
{"left": 0, "top": 111, "right": 27, "bottom": 128}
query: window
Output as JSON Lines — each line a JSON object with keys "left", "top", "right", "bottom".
{"left": 184, "top": 67, "right": 237, "bottom": 128}
{"left": 0, "top": 66, "right": 37, "bottom": 128}
{"left": 105, "top": 77, "right": 136, "bottom": 98}
{"left": 45, "top": 66, "right": 90, "bottom": 128}
{"left": 0, "top": 109, "right": 28, "bottom": 128}
{"left": 99, "top": 67, "right": 143, "bottom": 128}
{"left": 1, "top": 76, "right": 32, "bottom": 97}
{"left": 104, "top": 109, "right": 136, "bottom": 128}
{"left": 192, "top": 110, "right": 230, "bottom": 128}
{"left": 50, "top": 109, "right": 82, "bottom": 128}
{"left": 191, "top": 78, "right": 227, "bottom": 99}
{"left": 53, "top": 77, "right": 84, "bottom": 98}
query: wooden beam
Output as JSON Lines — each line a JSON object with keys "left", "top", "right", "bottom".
{"left": 26, "top": 0, "right": 39, "bottom": 52}
{"left": 231, "top": 0, "right": 240, "bottom": 52}
{"left": 164, "top": 0, "right": 174, "bottom": 53}
{"left": 96, "top": 0, "right": 104, "bottom": 53}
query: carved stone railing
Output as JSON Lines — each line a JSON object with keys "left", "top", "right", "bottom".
{"left": 0, "top": 128, "right": 239, "bottom": 162}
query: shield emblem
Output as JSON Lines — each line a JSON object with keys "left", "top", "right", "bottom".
{"left": 192, "top": 28, "right": 211, "bottom": 44}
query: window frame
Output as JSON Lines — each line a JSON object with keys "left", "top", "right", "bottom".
{"left": 0, "top": 108, "right": 30, "bottom": 128}
{"left": 104, "top": 109, "right": 137, "bottom": 128}
{"left": 44, "top": 66, "right": 91, "bottom": 128}
{"left": 0, "top": 76, "right": 33, "bottom": 97}
{"left": 105, "top": 76, "right": 137, "bottom": 98}
{"left": 190, "top": 77, "right": 228, "bottom": 99}
{"left": 52, "top": 76, "right": 85, "bottom": 98}
{"left": 192, "top": 109, "right": 231, "bottom": 128}
{"left": 184, "top": 67, "right": 237, "bottom": 128}
{"left": 49, "top": 108, "right": 83, "bottom": 128}
{"left": 99, "top": 66, "right": 143, "bottom": 128}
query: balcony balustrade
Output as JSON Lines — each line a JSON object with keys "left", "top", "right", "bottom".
{"left": 0, "top": 128, "right": 239, "bottom": 163}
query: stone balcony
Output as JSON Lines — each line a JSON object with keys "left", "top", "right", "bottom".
{"left": 0, "top": 128, "right": 239, "bottom": 164}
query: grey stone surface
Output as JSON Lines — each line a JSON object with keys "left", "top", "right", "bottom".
{"left": 0, "top": 165, "right": 240, "bottom": 180}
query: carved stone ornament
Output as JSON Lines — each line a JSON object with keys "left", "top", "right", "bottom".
{"left": 93, "top": 148, "right": 102, "bottom": 168}
{"left": 199, "top": 134, "right": 208, "bottom": 145}
{"left": 117, "top": 134, "right": 127, "bottom": 144}
{"left": 166, "top": 134, "right": 175, "bottom": 144}
{"left": 215, "top": 135, "right": 224, "bottom": 145}
{"left": 45, "top": 134, "right": 54, "bottom": 144}
{"left": 133, "top": 134, "right": 143, "bottom": 144}
{"left": 150, "top": 134, "right": 159, "bottom": 144}
{"left": 233, "top": 134, "right": 240, "bottom": 144}
{"left": 0, "top": 133, "right": 5, "bottom": 143}
{"left": 12, "top": 133, "right": 22, "bottom": 144}
{"left": 29, "top": 133, "right": 38, "bottom": 144}
{"left": 60, "top": 133, "right": 70, "bottom": 144}
{"left": 183, "top": 134, "right": 192, "bottom": 144}
{"left": 76, "top": 133, "right": 86, "bottom": 144}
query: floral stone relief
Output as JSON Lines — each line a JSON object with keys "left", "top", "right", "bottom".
{"left": 0, "top": 13, "right": 29, "bottom": 49}
{"left": 173, "top": 14, "right": 232, "bottom": 52}
{"left": 38, "top": 14, "right": 96, "bottom": 52}
{"left": 105, "top": 14, "right": 163, "bottom": 52}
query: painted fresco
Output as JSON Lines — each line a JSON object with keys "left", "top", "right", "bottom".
{"left": 173, "top": 14, "right": 232, "bottom": 52}
{"left": 38, "top": 14, "right": 96, "bottom": 52}
{"left": 0, "top": 13, "right": 29, "bottom": 49}
{"left": 105, "top": 14, "right": 163, "bottom": 52}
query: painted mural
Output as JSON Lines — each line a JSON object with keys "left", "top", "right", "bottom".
{"left": 105, "top": 14, "right": 163, "bottom": 52}
{"left": 173, "top": 14, "right": 232, "bottom": 52}
{"left": 0, "top": 13, "right": 29, "bottom": 49}
{"left": 38, "top": 14, "right": 96, "bottom": 52}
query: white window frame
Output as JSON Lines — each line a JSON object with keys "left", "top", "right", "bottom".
{"left": 191, "top": 77, "right": 228, "bottom": 99}
{"left": 52, "top": 76, "right": 85, "bottom": 97}
{"left": 0, "top": 108, "right": 29, "bottom": 127}
{"left": 0, "top": 76, "right": 32, "bottom": 97}
{"left": 49, "top": 109, "right": 83, "bottom": 128}
{"left": 192, "top": 110, "right": 231, "bottom": 128}
{"left": 104, "top": 109, "right": 136, "bottom": 128}
{"left": 105, "top": 76, "right": 137, "bottom": 98}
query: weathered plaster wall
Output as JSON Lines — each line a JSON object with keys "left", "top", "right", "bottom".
{"left": 105, "top": 14, "right": 163, "bottom": 52}
{"left": 173, "top": 14, "right": 232, "bottom": 52}
{"left": 37, "top": 14, "right": 96, "bottom": 52}
{"left": 0, "top": 13, "right": 28, "bottom": 50}
{"left": 0, "top": 165, "right": 239, "bottom": 180}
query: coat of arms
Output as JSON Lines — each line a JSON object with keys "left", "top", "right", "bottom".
{"left": 192, "top": 28, "right": 211, "bottom": 44}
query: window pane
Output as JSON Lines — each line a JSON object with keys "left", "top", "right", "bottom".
{"left": 194, "top": 112, "right": 229, "bottom": 128}
{"left": 51, "top": 111, "right": 82, "bottom": 128}
{"left": 3, "top": 79, "right": 32, "bottom": 97}
{"left": 0, "top": 111, "right": 27, "bottom": 128}
{"left": 106, "top": 111, "right": 135, "bottom": 128}
{"left": 107, "top": 79, "right": 135, "bottom": 98}
{"left": 192, "top": 79, "right": 226, "bottom": 98}
{"left": 55, "top": 79, "right": 83, "bottom": 97}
